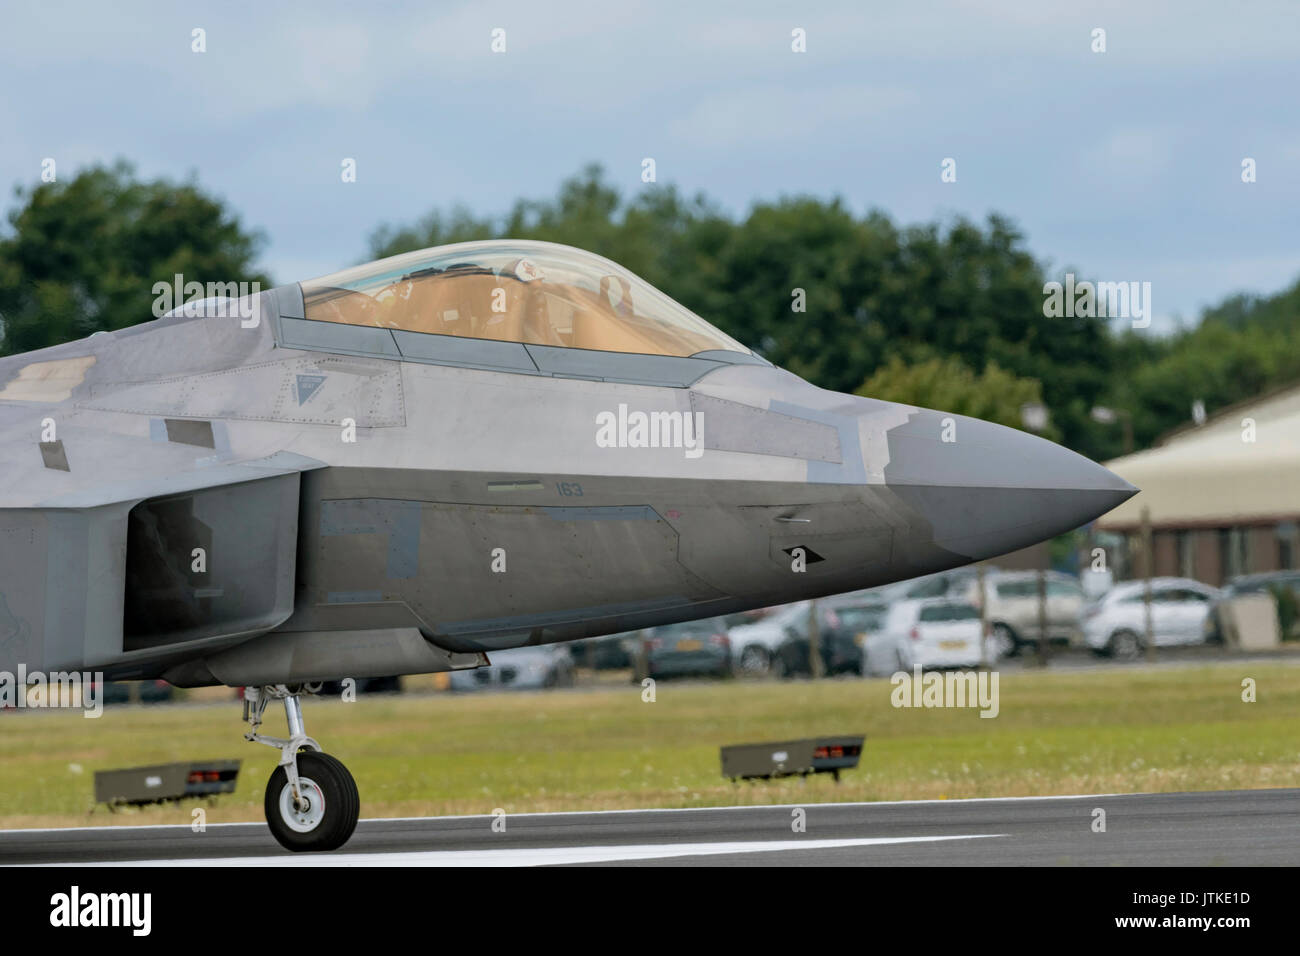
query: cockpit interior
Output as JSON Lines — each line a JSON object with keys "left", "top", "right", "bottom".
{"left": 300, "top": 241, "right": 751, "bottom": 359}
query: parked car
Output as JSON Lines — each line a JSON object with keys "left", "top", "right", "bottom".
{"left": 1204, "top": 571, "right": 1300, "bottom": 643}
{"left": 448, "top": 645, "right": 575, "bottom": 691}
{"left": 970, "top": 570, "right": 1087, "bottom": 658}
{"left": 723, "top": 610, "right": 768, "bottom": 629}
{"left": 567, "top": 632, "right": 636, "bottom": 670}
{"left": 896, "top": 568, "right": 988, "bottom": 601}
{"left": 93, "top": 679, "right": 174, "bottom": 705}
{"left": 881, "top": 598, "right": 985, "bottom": 669}
{"left": 318, "top": 676, "right": 402, "bottom": 696}
{"left": 727, "top": 602, "right": 813, "bottom": 675}
{"left": 1083, "top": 578, "right": 1222, "bottom": 659}
{"left": 770, "top": 600, "right": 866, "bottom": 677}
{"left": 852, "top": 600, "right": 904, "bottom": 676}
{"left": 636, "top": 618, "right": 731, "bottom": 680}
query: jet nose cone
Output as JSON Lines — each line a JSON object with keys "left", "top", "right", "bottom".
{"left": 880, "top": 409, "right": 1138, "bottom": 562}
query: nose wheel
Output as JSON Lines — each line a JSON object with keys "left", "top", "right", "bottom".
{"left": 243, "top": 685, "right": 359, "bottom": 852}
{"left": 264, "top": 751, "right": 359, "bottom": 851}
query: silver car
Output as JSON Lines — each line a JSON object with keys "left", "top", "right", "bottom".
{"left": 448, "top": 645, "right": 575, "bottom": 691}
{"left": 970, "top": 570, "right": 1087, "bottom": 658}
{"left": 1083, "top": 578, "right": 1222, "bottom": 659}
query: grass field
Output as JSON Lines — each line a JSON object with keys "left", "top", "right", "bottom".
{"left": 2, "top": 661, "right": 1299, "bottom": 829}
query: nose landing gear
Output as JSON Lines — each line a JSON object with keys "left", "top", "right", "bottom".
{"left": 243, "top": 685, "right": 359, "bottom": 852}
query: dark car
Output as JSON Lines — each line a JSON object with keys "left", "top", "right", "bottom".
{"left": 636, "top": 618, "right": 731, "bottom": 680}
{"left": 567, "top": 633, "right": 635, "bottom": 670}
{"left": 95, "top": 680, "right": 174, "bottom": 705}
{"left": 836, "top": 602, "right": 894, "bottom": 674}
{"left": 775, "top": 601, "right": 883, "bottom": 677}
{"left": 318, "top": 676, "right": 403, "bottom": 696}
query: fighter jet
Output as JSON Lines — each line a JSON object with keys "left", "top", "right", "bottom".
{"left": 0, "top": 239, "right": 1135, "bottom": 850}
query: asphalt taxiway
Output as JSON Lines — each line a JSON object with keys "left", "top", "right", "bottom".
{"left": 1, "top": 788, "right": 1295, "bottom": 866}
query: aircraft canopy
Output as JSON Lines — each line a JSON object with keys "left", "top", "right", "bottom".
{"left": 300, "top": 240, "right": 751, "bottom": 358}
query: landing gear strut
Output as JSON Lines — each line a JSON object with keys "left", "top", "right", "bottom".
{"left": 243, "top": 684, "right": 359, "bottom": 852}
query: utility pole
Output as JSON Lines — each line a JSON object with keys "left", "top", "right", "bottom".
{"left": 977, "top": 563, "right": 990, "bottom": 667}
{"left": 1141, "top": 506, "right": 1156, "bottom": 662}
{"left": 808, "top": 600, "right": 824, "bottom": 678}
{"left": 1036, "top": 565, "right": 1050, "bottom": 667}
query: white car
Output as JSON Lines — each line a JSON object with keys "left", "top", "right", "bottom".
{"left": 727, "top": 602, "right": 811, "bottom": 675}
{"left": 1083, "top": 578, "right": 1222, "bottom": 659}
{"left": 881, "top": 598, "right": 985, "bottom": 670}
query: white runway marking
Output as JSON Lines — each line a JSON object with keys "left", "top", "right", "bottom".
{"left": 47, "top": 833, "right": 1003, "bottom": 867}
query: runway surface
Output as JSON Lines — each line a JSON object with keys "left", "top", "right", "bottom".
{"left": 2, "top": 788, "right": 1296, "bottom": 865}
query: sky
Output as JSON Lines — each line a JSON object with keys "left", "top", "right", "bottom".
{"left": 1, "top": 0, "right": 1298, "bottom": 334}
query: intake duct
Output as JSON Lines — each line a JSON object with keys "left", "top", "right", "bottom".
{"left": 0, "top": 473, "right": 299, "bottom": 678}
{"left": 123, "top": 477, "right": 298, "bottom": 652}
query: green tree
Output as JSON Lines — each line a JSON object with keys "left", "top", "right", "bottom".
{"left": 368, "top": 163, "right": 725, "bottom": 296}
{"left": 368, "top": 167, "right": 1109, "bottom": 448}
{"left": 855, "top": 355, "right": 1058, "bottom": 440}
{"left": 1098, "top": 277, "right": 1300, "bottom": 453}
{"left": 0, "top": 160, "right": 269, "bottom": 356}
{"left": 363, "top": 163, "right": 1299, "bottom": 460}
{"left": 658, "top": 204, "right": 1110, "bottom": 453}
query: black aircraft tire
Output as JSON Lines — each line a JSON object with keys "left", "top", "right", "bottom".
{"left": 265, "top": 752, "right": 360, "bottom": 852}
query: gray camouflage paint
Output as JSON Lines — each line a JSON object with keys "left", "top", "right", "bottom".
{"left": 0, "top": 249, "right": 1135, "bottom": 686}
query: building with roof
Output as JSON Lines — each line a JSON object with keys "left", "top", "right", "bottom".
{"left": 1096, "top": 383, "right": 1300, "bottom": 585}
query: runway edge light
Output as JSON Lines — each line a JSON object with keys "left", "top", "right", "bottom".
{"left": 720, "top": 735, "right": 864, "bottom": 782}
{"left": 93, "top": 759, "right": 242, "bottom": 808}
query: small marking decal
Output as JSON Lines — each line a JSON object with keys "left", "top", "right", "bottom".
{"left": 296, "top": 373, "right": 326, "bottom": 405}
